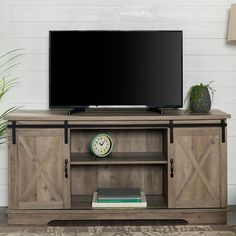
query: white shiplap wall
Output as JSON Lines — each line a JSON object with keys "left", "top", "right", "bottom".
{"left": 0, "top": 0, "right": 9, "bottom": 206}
{"left": 0, "top": 0, "right": 236, "bottom": 206}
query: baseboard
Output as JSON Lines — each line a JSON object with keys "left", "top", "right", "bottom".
{"left": 228, "top": 205, "right": 236, "bottom": 212}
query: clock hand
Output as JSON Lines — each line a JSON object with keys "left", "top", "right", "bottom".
{"left": 96, "top": 140, "right": 103, "bottom": 146}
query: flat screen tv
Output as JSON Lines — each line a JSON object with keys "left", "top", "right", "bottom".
{"left": 49, "top": 30, "right": 183, "bottom": 110}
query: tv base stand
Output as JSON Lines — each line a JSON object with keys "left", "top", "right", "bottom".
{"left": 147, "top": 107, "right": 165, "bottom": 114}
{"left": 7, "top": 109, "right": 230, "bottom": 225}
{"left": 67, "top": 107, "right": 87, "bottom": 115}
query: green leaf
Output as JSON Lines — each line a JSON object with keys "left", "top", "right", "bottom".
{"left": 0, "top": 48, "right": 23, "bottom": 144}
{"left": 185, "top": 81, "right": 215, "bottom": 112}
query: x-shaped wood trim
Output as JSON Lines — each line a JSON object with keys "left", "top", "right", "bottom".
{"left": 176, "top": 136, "right": 218, "bottom": 200}
{"left": 19, "top": 136, "right": 62, "bottom": 202}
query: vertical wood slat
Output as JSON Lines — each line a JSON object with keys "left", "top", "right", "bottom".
{"left": 8, "top": 129, "right": 19, "bottom": 209}
{"left": 168, "top": 128, "right": 176, "bottom": 208}
{"left": 63, "top": 130, "right": 71, "bottom": 208}
{"left": 220, "top": 127, "right": 227, "bottom": 207}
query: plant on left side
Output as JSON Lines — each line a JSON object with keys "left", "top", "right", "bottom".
{"left": 0, "top": 49, "right": 22, "bottom": 144}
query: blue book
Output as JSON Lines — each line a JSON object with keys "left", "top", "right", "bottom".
{"left": 97, "top": 188, "right": 141, "bottom": 202}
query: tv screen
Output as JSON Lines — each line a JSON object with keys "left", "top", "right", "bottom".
{"left": 49, "top": 30, "right": 183, "bottom": 109}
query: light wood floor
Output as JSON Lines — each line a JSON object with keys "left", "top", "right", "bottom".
{"left": 0, "top": 207, "right": 236, "bottom": 226}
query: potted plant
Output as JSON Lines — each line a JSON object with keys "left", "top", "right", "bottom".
{"left": 186, "top": 82, "right": 215, "bottom": 113}
{"left": 0, "top": 49, "right": 21, "bottom": 143}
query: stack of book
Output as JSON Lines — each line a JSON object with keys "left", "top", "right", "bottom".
{"left": 92, "top": 188, "right": 147, "bottom": 208}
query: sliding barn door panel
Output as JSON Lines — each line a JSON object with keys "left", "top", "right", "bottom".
{"left": 169, "top": 128, "right": 225, "bottom": 208}
{"left": 16, "top": 129, "right": 70, "bottom": 209}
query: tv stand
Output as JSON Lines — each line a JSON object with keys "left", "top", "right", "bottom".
{"left": 67, "top": 107, "right": 87, "bottom": 115}
{"left": 7, "top": 109, "right": 230, "bottom": 225}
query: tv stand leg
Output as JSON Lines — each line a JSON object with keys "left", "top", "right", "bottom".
{"left": 67, "top": 108, "right": 86, "bottom": 115}
{"left": 147, "top": 108, "right": 164, "bottom": 115}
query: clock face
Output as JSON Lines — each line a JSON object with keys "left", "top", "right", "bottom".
{"left": 90, "top": 134, "right": 113, "bottom": 157}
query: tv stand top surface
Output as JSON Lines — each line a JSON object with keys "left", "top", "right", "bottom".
{"left": 6, "top": 109, "right": 230, "bottom": 121}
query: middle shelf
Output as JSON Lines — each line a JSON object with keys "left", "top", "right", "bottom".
{"left": 70, "top": 152, "right": 168, "bottom": 165}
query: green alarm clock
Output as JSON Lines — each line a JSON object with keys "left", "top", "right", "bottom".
{"left": 90, "top": 134, "right": 113, "bottom": 158}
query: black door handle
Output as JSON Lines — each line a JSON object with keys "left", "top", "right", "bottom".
{"left": 170, "top": 159, "right": 174, "bottom": 178}
{"left": 65, "top": 159, "right": 68, "bottom": 178}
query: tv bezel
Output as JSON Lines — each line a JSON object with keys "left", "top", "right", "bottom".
{"left": 49, "top": 30, "right": 183, "bottom": 109}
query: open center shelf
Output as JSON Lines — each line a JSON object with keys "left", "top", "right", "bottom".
{"left": 70, "top": 128, "right": 168, "bottom": 210}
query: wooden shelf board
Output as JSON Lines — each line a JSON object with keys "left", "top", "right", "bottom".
{"left": 7, "top": 109, "right": 231, "bottom": 121}
{"left": 70, "top": 152, "right": 167, "bottom": 165}
{"left": 71, "top": 194, "right": 167, "bottom": 210}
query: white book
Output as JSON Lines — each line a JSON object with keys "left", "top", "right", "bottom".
{"left": 92, "top": 191, "right": 147, "bottom": 208}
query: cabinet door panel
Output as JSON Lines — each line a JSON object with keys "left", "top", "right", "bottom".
{"left": 17, "top": 129, "right": 70, "bottom": 209}
{"left": 169, "top": 128, "right": 224, "bottom": 208}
